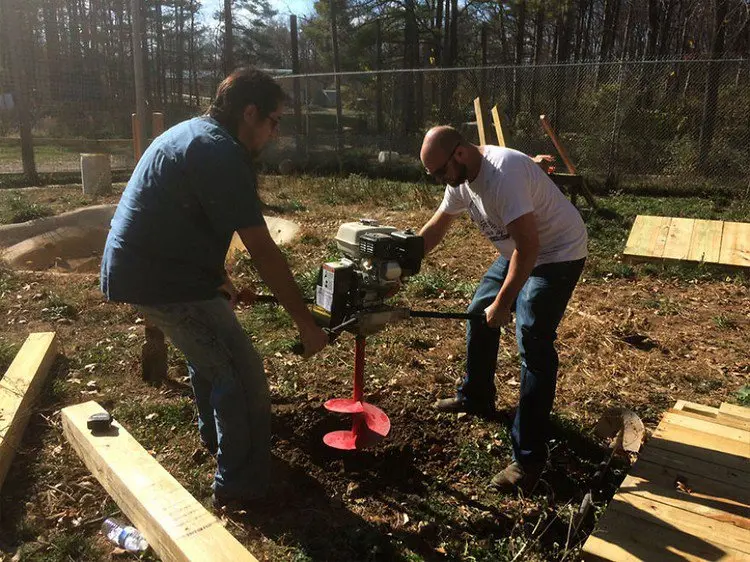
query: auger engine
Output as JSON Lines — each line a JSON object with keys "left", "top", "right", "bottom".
{"left": 311, "top": 219, "right": 424, "bottom": 335}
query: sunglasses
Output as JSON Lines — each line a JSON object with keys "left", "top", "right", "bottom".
{"left": 429, "top": 142, "right": 460, "bottom": 179}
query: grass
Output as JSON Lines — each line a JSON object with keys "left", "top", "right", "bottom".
{"left": 713, "top": 313, "right": 739, "bottom": 330}
{"left": 41, "top": 294, "right": 78, "bottom": 321}
{"left": 0, "top": 177, "right": 748, "bottom": 562}
{"left": 0, "top": 193, "right": 53, "bottom": 224}
{"left": 580, "top": 194, "right": 750, "bottom": 283}
{"left": 19, "top": 532, "right": 98, "bottom": 562}
{"left": 406, "top": 271, "right": 477, "bottom": 299}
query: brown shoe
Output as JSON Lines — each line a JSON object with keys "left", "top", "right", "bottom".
{"left": 434, "top": 396, "right": 496, "bottom": 417}
{"left": 489, "top": 461, "right": 544, "bottom": 494}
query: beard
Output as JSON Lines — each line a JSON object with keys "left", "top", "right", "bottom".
{"left": 446, "top": 162, "right": 469, "bottom": 188}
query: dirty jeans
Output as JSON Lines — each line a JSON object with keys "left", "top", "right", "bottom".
{"left": 136, "top": 296, "right": 270, "bottom": 500}
{"left": 458, "top": 256, "right": 585, "bottom": 465}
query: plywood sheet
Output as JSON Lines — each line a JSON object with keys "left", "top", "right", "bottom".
{"left": 624, "top": 215, "right": 671, "bottom": 260}
{"left": 719, "top": 222, "right": 750, "bottom": 268}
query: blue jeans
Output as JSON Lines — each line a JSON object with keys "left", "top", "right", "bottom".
{"left": 136, "top": 297, "right": 270, "bottom": 500}
{"left": 459, "top": 256, "right": 585, "bottom": 465}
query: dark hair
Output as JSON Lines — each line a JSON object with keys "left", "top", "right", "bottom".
{"left": 206, "top": 68, "right": 287, "bottom": 135}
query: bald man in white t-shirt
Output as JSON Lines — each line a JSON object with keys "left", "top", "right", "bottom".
{"left": 419, "top": 126, "right": 587, "bottom": 494}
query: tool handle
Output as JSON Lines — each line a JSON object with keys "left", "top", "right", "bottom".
{"left": 409, "top": 310, "right": 485, "bottom": 322}
{"left": 289, "top": 317, "right": 359, "bottom": 356}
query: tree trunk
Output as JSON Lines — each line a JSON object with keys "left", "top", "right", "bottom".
{"left": 439, "top": 0, "right": 451, "bottom": 115}
{"left": 597, "top": 0, "right": 620, "bottom": 84}
{"left": 529, "top": 4, "right": 545, "bottom": 115}
{"left": 329, "top": 0, "right": 343, "bottom": 153}
{"left": 698, "top": 0, "right": 728, "bottom": 173}
{"left": 189, "top": 0, "right": 198, "bottom": 107}
{"left": 156, "top": 1, "right": 166, "bottom": 106}
{"left": 375, "top": 18, "right": 384, "bottom": 134}
{"left": 402, "top": 0, "right": 418, "bottom": 134}
{"left": 512, "top": 0, "right": 526, "bottom": 118}
{"left": 42, "top": 0, "right": 62, "bottom": 100}
{"left": 554, "top": 1, "right": 576, "bottom": 129}
{"left": 223, "top": 0, "right": 233, "bottom": 75}
{"left": 175, "top": 0, "right": 184, "bottom": 105}
{"left": 6, "top": 0, "right": 39, "bottom": 183}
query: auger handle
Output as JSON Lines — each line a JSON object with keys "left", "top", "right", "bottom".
{"left": 408, "top": 310, "right": 486, "bottom": 322}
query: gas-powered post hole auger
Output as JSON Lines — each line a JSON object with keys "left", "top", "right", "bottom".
{"left": 243, "top": 219, "right": 485, "bottom": 451}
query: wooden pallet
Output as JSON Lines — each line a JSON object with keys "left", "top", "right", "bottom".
{"left": 582, "top": 400, "right": 750, "bottom": 561}
{"left": 624, "top": 215, "right": 750, "bottom": 268}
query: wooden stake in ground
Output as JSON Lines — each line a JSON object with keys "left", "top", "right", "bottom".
{"left": 61, "top": 401, "right": 258, "bottom": 562}
{"left": 131, "top": 113, "right": 144, "bottom": 163}
{"left": 490, "top": 105, "right": 506, "bottom": 147}
{"left": 152, "top": 112, "right": 165, "bottom": 138}
{"left": 473, "top": 97, "right": 487, "bottom": 145}
{"left": 0, "top": 332, "right": 57, "bottom": 492}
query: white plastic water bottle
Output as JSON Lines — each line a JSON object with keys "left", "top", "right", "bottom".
{"left": 101, "top": 518, "right": 149, "bottom": 552}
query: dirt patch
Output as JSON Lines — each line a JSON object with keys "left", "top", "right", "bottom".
{"left": 0, "top": 204, "right": 300, "bottom": 274}
{"left": 0, "top": 183, "right": 748, "bottom": 561}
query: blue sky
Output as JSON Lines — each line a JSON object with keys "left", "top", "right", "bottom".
{"left": 201, "top": 0, "right": 315, "bottom": 21}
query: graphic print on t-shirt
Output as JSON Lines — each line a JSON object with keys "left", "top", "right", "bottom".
{"left": 468, "top": 200, "right": 509, "bottom": 243}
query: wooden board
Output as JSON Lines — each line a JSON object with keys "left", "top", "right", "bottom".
{"left": 583, "top": 400, "right": 750, "bottom": 561}
{"left": 0, "top": 332, "right": 57, "bottom": 491}
{"left": 660, "top": 411, "right": 750, "bottom": 443}
{"left": 61, "top": 401, "right": 258, "bottom": 562}
{"left": 667, "top": 408, "right": 750, "bottom": 432}
{"left": 662, "top": 217, "right": 695, "bottom": 261}
{"left": 473, "top": 97, "right": 486, "bottom": 145}
{"left": 640, "top": 439, "right": 750, "bottom": 491}
{"left": 719, "top": 402, "right": 750, "bottom": 424}
{"left": 688, "top": 219, "right": 723, "bottom": 263}
{"left": 629, "top": 459, "right": 750, "bottom": 514}
{"left": 614, "top": 492, "right": 750, "bottom": 553}
{"left": 719, "top": 222, "right": 750, "bottom": 268}
{"left": 624, "top": 216, "right": 750, "bottom": 268}
{"left": 490, "top": 105, "right": 505, "bottom": 147}
{"left": 624, "top": 215, "right": 671, "bottom": 260}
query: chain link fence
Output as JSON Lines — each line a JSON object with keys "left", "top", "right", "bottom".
{"left": 1, "top": 58, "right": 749, "bottom": 195}
{"left": 272, "top": 59, "right": 750, "bottom": 194}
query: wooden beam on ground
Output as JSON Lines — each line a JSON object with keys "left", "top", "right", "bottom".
{"left": 490, "top": 105, "right": 505, "bottom": 147}
{"left": 61, "top": 401, "right": 258, "bottom": 562}
{"left": 473, "top": 97, "right": 486, "bottom": 145}
{"left": 0, "top": 332, "right": 57, "bottom": 491}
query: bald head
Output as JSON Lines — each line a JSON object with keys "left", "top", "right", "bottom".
{"left": 420, "top": 126, "right": 464, "bottom": 168}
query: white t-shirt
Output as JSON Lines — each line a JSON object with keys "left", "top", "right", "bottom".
{"left": 438, "top": 146, "right": 588, "bottom": 265}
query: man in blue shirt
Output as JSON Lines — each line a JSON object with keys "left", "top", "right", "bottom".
{"left": 101, "top": 68, "right": 328, "bottom": 507}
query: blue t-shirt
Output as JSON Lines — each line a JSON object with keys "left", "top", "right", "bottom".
{"left": 101, "top": 117, "right": 265, "bottom": 304}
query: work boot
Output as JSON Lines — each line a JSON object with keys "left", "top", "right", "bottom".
{"left": 434, "top": 396, "right": 496, "bottom": 417}
{"left": 489, "top": 461, "right": 544, "bottom": 494}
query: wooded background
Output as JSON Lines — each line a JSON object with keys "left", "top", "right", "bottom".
{"left": 0, "top": 0, "right": 748, "bottom": 192}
